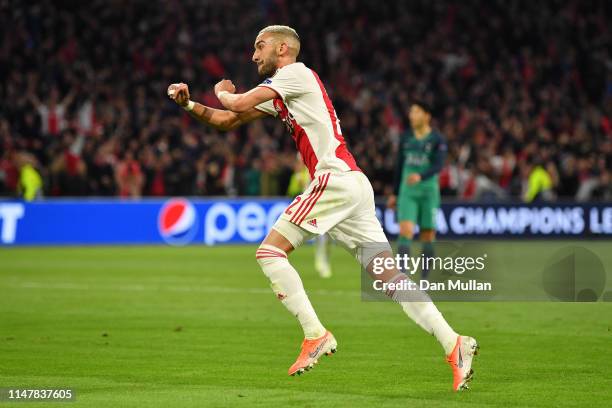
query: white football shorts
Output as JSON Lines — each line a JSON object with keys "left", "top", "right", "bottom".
{"left": 272, "top": 170, "right": 390, "bottom": 265}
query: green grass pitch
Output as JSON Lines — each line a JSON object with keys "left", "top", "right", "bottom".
{"left": 1, "top": 244, "right": 611, "bottom": 407}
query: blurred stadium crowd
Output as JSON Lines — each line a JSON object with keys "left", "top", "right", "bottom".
{"left": 1, "top": 0, "right": 610, "bottom": 201}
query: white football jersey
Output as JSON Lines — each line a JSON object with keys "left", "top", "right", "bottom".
{"left": 255, "top": 62, "right": 360, "bottom": 178}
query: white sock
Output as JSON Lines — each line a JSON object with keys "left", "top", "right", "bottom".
{"left": 387, "top": 273, "right": 458, "bottom": 354}
{"left": 256, "top": 244, "right": 326, "bottom": 339}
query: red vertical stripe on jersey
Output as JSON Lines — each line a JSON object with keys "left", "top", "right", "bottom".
{"left": 294, "top": 124, "right": 318, "bottom": 178}
{"left": 273, "top": 98, "right": 319, "bottom": 178}
{"left": 310, "top": 70, "right": 361, "bottom": 172}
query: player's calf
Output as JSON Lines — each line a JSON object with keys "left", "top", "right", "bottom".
{"left": 256, "top": 243, "right": 335, "bottom": 375}
{"left": 255, "top": 244, "right": 327, "bottom": 339}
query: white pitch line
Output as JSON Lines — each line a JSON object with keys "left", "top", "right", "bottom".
{"left": 1, "top": 281, "right": 359, "bottom": 297}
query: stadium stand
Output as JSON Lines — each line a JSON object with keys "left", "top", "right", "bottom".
{"left": 0, "top": 0, "right": 610, "bottom": 201}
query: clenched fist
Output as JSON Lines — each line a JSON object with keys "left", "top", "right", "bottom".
{"left": 214, "top": 79, "right": 236, "bottom": 97}
{"left": 167, "top": 82, "right": 190, "bottom": 107}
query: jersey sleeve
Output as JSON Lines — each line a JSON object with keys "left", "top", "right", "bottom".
{"left": 420, "top": 134, "right": 448, "bottom": 180}
{"left": 254, "top": 99, "right": 278, "bottom": 117}
{"left": 256, "top": 64, "right": 305, "bottom": 101}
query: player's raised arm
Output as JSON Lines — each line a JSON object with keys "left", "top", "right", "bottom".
{"left": 167, "top": 82, "right": 268, "bottom": 131}
{"left": 214, "top": 79, "right": 278, "bottom": 113}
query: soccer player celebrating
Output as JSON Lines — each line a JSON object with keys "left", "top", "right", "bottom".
{"left": 168, "top": 25, "right": 477, "bottom": 391}
{"left": 387, "top": 102, "right": 446, "bottom": 279}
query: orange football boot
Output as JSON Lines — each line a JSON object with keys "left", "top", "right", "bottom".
{"left": 288, "top": 331, "right": 337, "bottom": 376}
{"left": 446, "top": 335, "right": 479, "bottom": 391}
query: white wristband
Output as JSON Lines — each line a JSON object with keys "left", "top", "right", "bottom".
{"left": 183, "top": 100, "right": 195, "bottom": 112}
{"left": 217, "top": 91, "right": 229, "bottom": 99}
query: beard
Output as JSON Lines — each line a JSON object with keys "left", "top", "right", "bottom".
{"left": 257, "top": 56, "right": 278, "bottom": 77}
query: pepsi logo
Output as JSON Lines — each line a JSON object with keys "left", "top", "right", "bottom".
{"left": 158, "top": 198, "right": 198, "bottom": 245}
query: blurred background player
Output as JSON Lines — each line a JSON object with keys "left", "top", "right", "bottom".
{"left": 313, "top": 233, "right": 332, "bottom": 278}
{"left": 287, "top": 154, "right": 333, "bottom": 278}
{"left": 16, "top": 152, "right": 43, "bottom": 201}
{"left": 387, "top": 102, "right": 447, "bottom": 279}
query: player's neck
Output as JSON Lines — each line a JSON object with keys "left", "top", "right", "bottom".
{"left": 413, "top": 125, "right": 432, "bottom": 139}
{"left": 276, "top": 58, "right": 297, "bottom": 70}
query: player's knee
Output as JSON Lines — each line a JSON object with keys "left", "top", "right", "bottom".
{"left": 359, "top": 243, "right": 393, "bottom": 271}
{"left": 420, "top": 229, "right": 436, "bottom": 242}
{"left": 266, "top": 220, "right": 306, "bottom": 252}
{"left": 399, "top": 222, "right": 415, "bottom": 238}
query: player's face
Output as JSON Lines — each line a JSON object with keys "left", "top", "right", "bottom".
{"left": 252, "top": 34, "right": 279, "bottom": 77}
{"left": 409, "top": 105, "right": 430, "bottom": 128}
